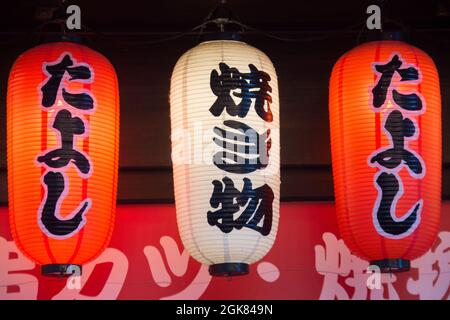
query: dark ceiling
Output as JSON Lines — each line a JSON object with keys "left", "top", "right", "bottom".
{"left": 1, "top": 0, "right": 450, "bottom": 32}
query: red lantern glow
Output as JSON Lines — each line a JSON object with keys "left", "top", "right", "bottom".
{"left": 329, "top": 40, "right": 441, "bottom": 272}
{"left": 7, "top": 42, "right": 120, "bottom": 276}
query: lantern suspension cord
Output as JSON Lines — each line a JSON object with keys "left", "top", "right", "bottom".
{"left": 29, "top": 0, "right": 212, "bottom": 46}
{"left": 229, "top": 19, "right": 366, "bottom": 43}
{"left": 78, "top": 21, "right": 215, "bottom": 46}
{"left": 30, "top": 0, "right": 368, "bottom": 47}
{"left": 4, "top": 0, "right": 450, "bottom": 46}
{"left": 93, "top": 0, "right": 449, "bottom": 45}
{"left": 192, "top": 0, "right": 366, "bottom": 44}
{"left": 196, "top": 0, "right": 246, "bottom": 35}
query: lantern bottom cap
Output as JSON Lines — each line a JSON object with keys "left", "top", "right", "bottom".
{"left": 209, "top": 263, "right": 249, "bottom": 277}
{"left": 41, "top": 264, "right": 82, "bottom": 277}
{"left": 370, "top": 258, "right": 410, "bottom": 273}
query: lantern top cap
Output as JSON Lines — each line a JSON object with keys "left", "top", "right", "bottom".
{"left": 197, "top": 0, "right": 245, "bottom": 42}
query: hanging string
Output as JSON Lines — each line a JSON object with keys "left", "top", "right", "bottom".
{"left": 0, "top": 0, "right": 448, "bottom": 50}
{"left": 1, "top": 9, "right": 448, "bottom": 49}
{"left": 230, "top": 20, "right": 366, "bottom": 43}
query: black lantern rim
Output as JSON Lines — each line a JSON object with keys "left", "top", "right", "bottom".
{"left": 370, "top": 259, "right": 410, "bottom": 273}
{"left": 41, "top": 264, "right": 82, "bottom": 277}
{"left": 209, "top": 263, "right": 249, "bottom": 277}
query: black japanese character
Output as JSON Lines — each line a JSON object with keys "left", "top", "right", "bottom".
{"left": 41, "top": 54, "right": 94, "bottom": 110}
{"left": 213, "top": 120, "right": 271, "bottom": 174}
{"left": 374, "top": 172, "right": 420, "bottom": 236}
{"left": 37, "top": 109, "right": 91, "bottom": 175}
{"left": 210, "top": 63, "right": 273, "bottom": 121}
{"left": 39, "top": 171, "right": 89, "bottom": 237}
{"left": 372, "top": 54, "right": 422, "bottom": 111}
{"left": 392, "top": 89, "right": 422, "bottom": 111}
{"left": 207, "top": 177, "right": 274, "bottom": 236}
{"left": 370, "top": 110, "right": 422, "bottom": 176}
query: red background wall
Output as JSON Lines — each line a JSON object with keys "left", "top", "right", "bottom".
{"left": 1, "top": 202, "right": 448, "bottom": 300}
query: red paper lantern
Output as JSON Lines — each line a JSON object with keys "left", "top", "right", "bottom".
{"left": 329, "top": 40, "right": 441, "bottom": 272}
{"left": 7, "top": 42, "right": 120, "bottom": 276}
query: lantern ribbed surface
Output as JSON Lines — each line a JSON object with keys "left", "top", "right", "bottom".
{"left": 170, "top": 40, "right": 280, "bottom": 267}
{"left": 7, "top": 42, "right": 120, "bottom": 267}
{"left": 329, "top": 40, "right": 441, "bottom": 263}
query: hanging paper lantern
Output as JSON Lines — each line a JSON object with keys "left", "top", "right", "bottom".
{"left": 170, "top": 39, "right": 280, "bottom": 276}
{"left": 329, "top": 40, "right": 441, "bottom": 272}
{"left": 7, "top": 42, "right": 120, "bottom": 276}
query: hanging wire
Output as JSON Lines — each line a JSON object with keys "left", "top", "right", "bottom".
{"left": 21, "top": 0, "right": 364, "bottom": 48}
{"left": 229, "top": 19, "right": 365, "bottom": 43}
{"left": 77, "top": 17, "right": 366, "bottom": 49}
{"left": 104, "top": 21, "right": 213, "bottom": 46}
{"left": 1, "top": 0, "right": 448, "bottom": 49}
{"left": 406, "top": 25, "right": 450, "bottom": 44}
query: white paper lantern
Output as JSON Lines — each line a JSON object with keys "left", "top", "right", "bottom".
{"left": 170, "top": 39, "right": 280, "bottom": 276}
